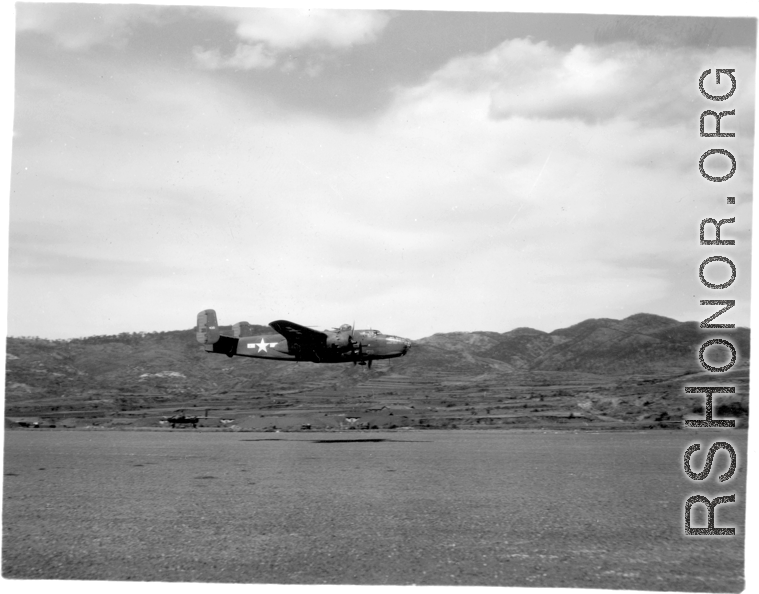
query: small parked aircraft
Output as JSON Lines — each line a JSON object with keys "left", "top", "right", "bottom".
{"left": 197, "top": 309, "right": 411, "bottom": 369}
{"left": 164, "top": 412, "right": 199, "bottom": 428}
{"left": 161, "top": 408, "right": 213, "bottom": 428}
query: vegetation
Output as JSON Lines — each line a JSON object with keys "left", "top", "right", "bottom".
{"left": 5, "top": 314, "right": 750, "bottom": 430}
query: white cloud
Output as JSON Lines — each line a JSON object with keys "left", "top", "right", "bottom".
{"left": 193, "top": 8, "right": 391, "bottom": 72}
{"left": 9, "top": 32, "right": 754, "bottom": 338}
{"left": 408, "top": 38, "right": 755, "bottom": 126}
{"left": 194, "top": 43, "right": 276, "bottom": 70}
{"left": 213, "top": 7, "right": 390, "bottom": 50}
{"left": 16, "top": 3, "right": 164, "bottom": 51}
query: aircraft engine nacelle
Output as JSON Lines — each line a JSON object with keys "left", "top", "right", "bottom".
{"left": 327, "top": 333, "right": 350, "bottom": 349}
{"left": 325, "top": 325, "right": 353, "bottom": 349}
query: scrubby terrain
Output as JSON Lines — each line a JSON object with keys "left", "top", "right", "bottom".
{"left": 5, "top": 313, "right": 749, "bottom": 431}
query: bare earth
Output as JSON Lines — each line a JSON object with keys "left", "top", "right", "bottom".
{"left": 2, "top": 429, "right": 747, "bottom": 590}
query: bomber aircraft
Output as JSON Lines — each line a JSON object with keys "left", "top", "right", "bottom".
{"left": 197, "top": 309, "right": 411, "bottom": 369}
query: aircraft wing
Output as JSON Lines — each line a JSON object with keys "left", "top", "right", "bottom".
{"left": 269, "top": 320, "right": 328, "bottom": 347}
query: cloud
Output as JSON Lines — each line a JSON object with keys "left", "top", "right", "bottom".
{"left": 9, "top": 26, "right": 753, "bottom": 338}
{"left": 193, "top": 8, "right": 391, "bottom": 72}
{"left": 212, "top": 7, "right": 390, "bottom": 50}
{"left": 592, "top": 15, "right": 739, "bottom": 47}
{"left": 16, "top": 3, "right": 165, "bottom": 51}
{"left": 10, "top": 246, "right": 170, "bottom": 278}
{"left": 404, "top": 38, "right": 755, "bottom": 125}
{"left": 194, "top": 43, "right": 276, "bottom": 71}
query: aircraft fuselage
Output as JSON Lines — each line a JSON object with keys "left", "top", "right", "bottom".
{"left": 196, "top": 310, "right": 411, "bottom": 367}
{"left": 205, "top": 328, "right": 410, "bottom": 364}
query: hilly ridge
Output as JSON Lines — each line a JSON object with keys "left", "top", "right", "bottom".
{"left": 5, "top": 313, "right": 750, "bottom": 430}
{"left": 416, "top": 313, "right": 749, "bottom": 374}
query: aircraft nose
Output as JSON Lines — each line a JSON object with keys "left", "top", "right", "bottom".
{"left": 402, "top": 338, "right": 412, "bottom": 353}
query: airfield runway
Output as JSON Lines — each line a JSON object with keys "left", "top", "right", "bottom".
{"left": 2, "top": 429, "right": 747, "bottom": 590}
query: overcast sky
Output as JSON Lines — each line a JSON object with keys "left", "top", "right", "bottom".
{"left": 5, "top": 3, "right": 756, "bottom": 340}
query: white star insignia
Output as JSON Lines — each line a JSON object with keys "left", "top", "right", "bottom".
{"left": 254, "top": 339, "right": 278, "bottom": 352}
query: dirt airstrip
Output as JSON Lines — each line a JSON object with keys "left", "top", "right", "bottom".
{"left": 3, "top": 428, "right": 747, "bottom": 590}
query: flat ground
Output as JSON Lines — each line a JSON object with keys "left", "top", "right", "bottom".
{"left": 2, "top": 429, "right": 747, "bottom": 590}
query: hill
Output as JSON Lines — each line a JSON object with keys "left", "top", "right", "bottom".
{"left": 5, "top": 314, "right": 749, "bottom": 431}
{"left": 418, "top": 313, "right": 749, "bottom": 374}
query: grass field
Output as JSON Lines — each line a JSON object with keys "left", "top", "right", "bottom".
{"left": 2, "top": 428, "right": 747, "bottom": 590}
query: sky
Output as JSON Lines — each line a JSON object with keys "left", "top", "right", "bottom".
{"left": 4, "top": 2, "right": 757, "bottom": 340}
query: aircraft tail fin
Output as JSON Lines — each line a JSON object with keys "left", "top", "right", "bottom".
{"left": 196, "top": 309, "right": 221, "bottom": 345}
{"left": 233, "top": 321, "right": 253, "bottom": 338}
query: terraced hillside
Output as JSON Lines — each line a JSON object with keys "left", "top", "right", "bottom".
{"left": 5, "top": 314, "right": 750, "bottom": 430}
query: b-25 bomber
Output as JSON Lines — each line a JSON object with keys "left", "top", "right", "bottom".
{"left": 197, "top": 309, "right": 411, "bottom": 369}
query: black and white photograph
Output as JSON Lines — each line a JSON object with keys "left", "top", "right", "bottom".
{"left": 2, "top": 1, "right": 756, "bottom": 592}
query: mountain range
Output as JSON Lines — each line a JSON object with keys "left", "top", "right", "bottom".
{"left": 5, "top": 313, "right": 750, "bottom": 430}
{"left": 414, "top": 313, "right": 749, "bottom": 374}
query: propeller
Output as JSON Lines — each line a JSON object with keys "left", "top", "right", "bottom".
{"left": 347, "top": 321, "right": 361, "bottom": 366}
{"left": 339, "top": 321, "right": 369, "bottom": 369}
{"left": 349, "top": 336, "right": 362, "bottom": 366}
